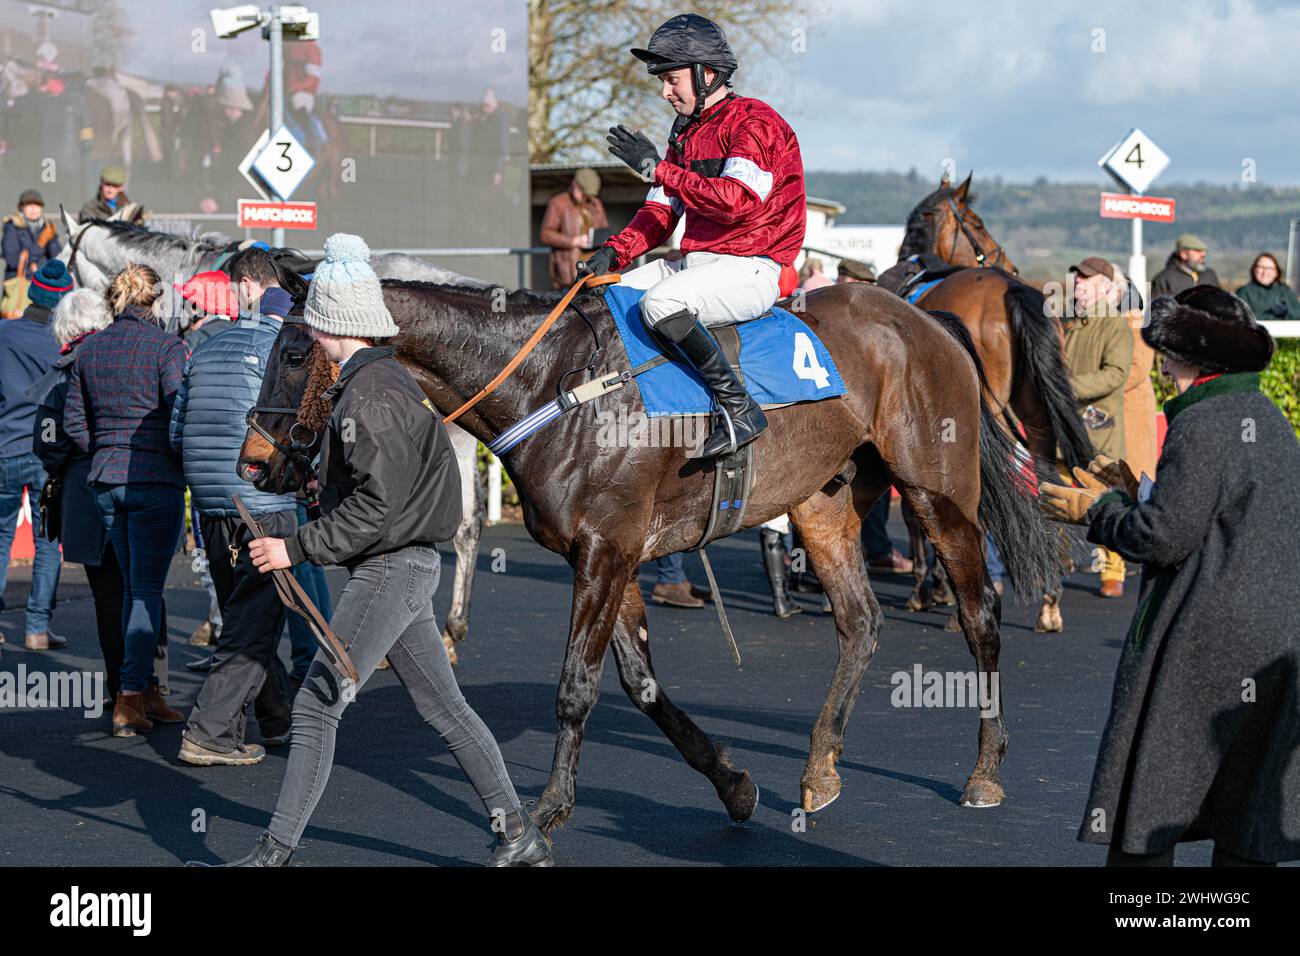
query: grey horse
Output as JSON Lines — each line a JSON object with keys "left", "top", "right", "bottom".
{"left": 57, "top": 209, "right": 490, "bottom": 659}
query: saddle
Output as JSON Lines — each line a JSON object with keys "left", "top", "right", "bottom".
{"left": 877, "top": 253, "right": 965, "bottom": 303}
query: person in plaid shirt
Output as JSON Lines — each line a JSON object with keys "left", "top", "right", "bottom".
{"left": 64, "top": 264, "right": 188, "bottom": 738}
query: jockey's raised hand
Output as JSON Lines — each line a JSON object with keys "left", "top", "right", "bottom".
{"left": 607, "top": 125, "right": 661, "bottom": 182}
{"left": 575, "top": 245, "right": 616, "bottom": 279}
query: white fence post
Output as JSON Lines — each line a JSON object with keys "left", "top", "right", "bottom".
{"left": 487, "top": 454, "right": 502, "bottom": 523}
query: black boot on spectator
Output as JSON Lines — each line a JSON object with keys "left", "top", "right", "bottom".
{"left": 488, "top": 809, "right": 553, "bottom": 867}
{"left": 760, "top": 528, "right": 802, "bottom": 619}
{"left": 187, "top": 831, "right": 294, "bottom": 867}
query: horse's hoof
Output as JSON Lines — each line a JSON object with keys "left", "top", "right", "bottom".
{"left": 934, "top": 587, "right": 956, "bottom": 607}
{"left": 530, "top": 799, "right": 572, "bottom": 834}
{"left": 905, "top": 593, "right": 930, "bottom": 613}
{"left": 801, "top": 756, "right": 842, "bottom": 812}
{"left": 723, "top": 771, "right": 760, "bottom": 823}
{"left": 959, "top": 778, "right": 1004, "bottom": 808}
{"left": 442, "top": 634, "right": 459, "bottom": 666}
{"left": 944, "top": 614, "right": 962, "bottom": 633}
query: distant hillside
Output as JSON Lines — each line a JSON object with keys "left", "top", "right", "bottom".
{"left": 806, "top": 169, "right": 1300, "bottom": 286}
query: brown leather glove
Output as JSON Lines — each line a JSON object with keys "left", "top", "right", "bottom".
{"left": 1086, "top": 455, "right": 1139, "bottom": 500}
{"left": 1039, "top": 481, "right": 1100, "bottom": 524}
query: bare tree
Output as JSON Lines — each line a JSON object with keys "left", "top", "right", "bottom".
{"left": 529, "top": 0, "right": 822, "bottom": 164}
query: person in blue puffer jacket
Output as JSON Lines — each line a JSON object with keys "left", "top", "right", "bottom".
{"left": 170, "top": 248, "right": 300, "bottom": 767}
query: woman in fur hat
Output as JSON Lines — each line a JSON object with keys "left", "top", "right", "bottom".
{"left": 1040, "top": 285, "right": 1300, "bottom": 866}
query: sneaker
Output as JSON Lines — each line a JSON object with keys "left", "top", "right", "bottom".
{"left": 178, "top": 736, "right": 266, "bottom": 766}
{"left": 186, "top": 655, "right": 215, "bottom": 673}
{"left": 263, "top": 731, "right": 291, "bottom": 747}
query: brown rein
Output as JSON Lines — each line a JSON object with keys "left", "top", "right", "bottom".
{"left": 442, "top": 273, "right": 620, "bottom": 425}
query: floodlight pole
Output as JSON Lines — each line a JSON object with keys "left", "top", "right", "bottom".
{"left": 268, "top": 6, "right": 286, "bottom": 247}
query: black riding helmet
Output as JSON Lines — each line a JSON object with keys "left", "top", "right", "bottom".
{"left": 631, "top": 14, "right": 737, "bottom": 146}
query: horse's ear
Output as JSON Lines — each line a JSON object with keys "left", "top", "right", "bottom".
{"left": 954, "top": 173, "right": 973, "bottom": 203}
{"left": 60, "top": 204, "right": 80, "bottom": 235}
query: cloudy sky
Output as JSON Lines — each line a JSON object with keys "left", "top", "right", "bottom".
{"left": 770, "top": 0, "right": 1300, "bottom": 185}
{"left": 22, "top": 0, "right": 1298, "bottom": 185}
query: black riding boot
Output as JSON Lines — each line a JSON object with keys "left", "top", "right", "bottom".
{"left": 760, "top": 528, "right": 802, "bottom": 619}
{"left": 489, "top": 809, "right": 554, "bottom": 867}
{"left": 653, "top": 309, "right": 767, "bottom": 458}
{"left": 187, "top": 831, "right": 295, "bottom": 867}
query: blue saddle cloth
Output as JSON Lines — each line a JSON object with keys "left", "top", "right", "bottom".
{"left": 603, "top": 284, "right": 847, "bottom": 418}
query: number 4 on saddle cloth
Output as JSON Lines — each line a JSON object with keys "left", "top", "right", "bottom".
{"left": 602, "top": 283, "right": 847, "bottom": 418}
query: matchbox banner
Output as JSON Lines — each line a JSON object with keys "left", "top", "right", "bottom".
{"left": 238, "top": 199, "right": 319, "bottom": 230}
{"left": 1099, "top": 192, "right": 1176, "bottom": 223}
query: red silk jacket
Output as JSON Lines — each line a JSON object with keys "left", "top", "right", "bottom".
{"left": 605, "top": 94, "right": 807, "bottom": 278}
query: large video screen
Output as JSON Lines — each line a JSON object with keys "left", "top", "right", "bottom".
{"left": 0, "top": 0, "right": 528, "bottom": 284}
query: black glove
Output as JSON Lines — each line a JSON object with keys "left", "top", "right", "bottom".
{"left": 575, "top": 245, "right": 617, "bottom": 279}
{"left": 607, "top": 124, "right": 662, "bottom": 182}
{"left": 1267, "top": 302, "right": 1289, "bottom": 318}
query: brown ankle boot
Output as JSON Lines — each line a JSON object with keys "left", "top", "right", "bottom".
{"left": 112, "top": 692, "right": 154, "bottom": 737}
{"left": 144, "top": 684, "right": 185, "bottom": 723}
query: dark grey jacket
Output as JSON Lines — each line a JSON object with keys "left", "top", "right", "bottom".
{"left": 1150, "top": 252, "right": 1221, "bottom": 298}
{"left": 284, "top": 347, "right": 461, "bottom": 568}
{"left": 1078, "top": 373, "right": 1300, "bottom": 862}
{"left": 28, "top": 340, "right": 108, "bottom": 565}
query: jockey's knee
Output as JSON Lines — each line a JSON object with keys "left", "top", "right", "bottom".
{"left": 640, "top": 289, "right": 693, "bottom": 329}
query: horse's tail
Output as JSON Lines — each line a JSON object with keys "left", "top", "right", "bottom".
{"left": 927, "top": 309, "right": 1065, "bottom": 600}
{"left": 1003, "top": 281, "right": 1095, "bottom": 470}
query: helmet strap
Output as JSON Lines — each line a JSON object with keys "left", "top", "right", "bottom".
{"left": 669, "top": 64, "right": 733, "bottom": 153}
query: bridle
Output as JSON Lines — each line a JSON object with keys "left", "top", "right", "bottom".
{"left": 245, "top": 321, "right": 322, "bottom": 479}
{"left": 943, "top": 193, "right": 1014, "bottom": 273}
{"left": 244, "top": 405, "right": 318, "bottom": 478}
{"left": 64, "top": 218, "right": 104, "bottom": 288}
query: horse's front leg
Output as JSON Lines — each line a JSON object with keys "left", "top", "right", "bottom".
{"left": 441, "top": 424, "right": 485, "bottom": 661}
{"left": 533, "top": 534, "right": 636, "bottom": 833}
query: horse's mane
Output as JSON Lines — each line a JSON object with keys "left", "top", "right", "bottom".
{"left": 85, "top": 219, "right": 231, "bottom": 257}
{"left": 380, "top": 276, "right": 569, "bottom": 309}
{"left": 898, "top": 186, "right": 979, "bottom": 259}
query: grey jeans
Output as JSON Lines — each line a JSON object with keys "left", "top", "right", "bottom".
{"left": 268, "top": 545, "right": 523, "bottom": 848}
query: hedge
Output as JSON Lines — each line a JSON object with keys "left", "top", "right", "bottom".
{"left": 1150, "top": 337, "right": 1300, "bottom": 436}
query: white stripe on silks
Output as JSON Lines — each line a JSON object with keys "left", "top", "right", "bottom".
{"left": 721, "top": 156, "right": 774, "bottom": 202}
{"left": 646, "top": 185, "right": 685, "bottom": 218}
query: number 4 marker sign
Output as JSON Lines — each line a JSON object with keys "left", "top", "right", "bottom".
{"left": 793, "top": 332, "right": 831, "bottom": 389}
{"left": 1098, "top": 128, "right": 1170, "bottom": 195}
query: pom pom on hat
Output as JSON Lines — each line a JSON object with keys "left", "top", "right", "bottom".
{"left": 323, "top": 233, "right": 371, "bottom": 264}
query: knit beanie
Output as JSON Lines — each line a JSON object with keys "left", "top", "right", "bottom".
{"left": 302, "top": 234, "right": 399, "bottom": 339}
{"left": 29, "top": 259, "right": 74, "bottom": 310}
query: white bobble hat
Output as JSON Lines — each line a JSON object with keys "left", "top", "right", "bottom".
{"left": 303, "top": 233, "right": 399, "bottom": 338}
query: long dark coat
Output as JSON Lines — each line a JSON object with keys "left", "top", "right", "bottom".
{"left": 1077, "top": 372, "right": 1300, "bottom": 862}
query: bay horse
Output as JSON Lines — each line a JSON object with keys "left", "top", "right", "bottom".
{"left": 890, "top": 175, "right": 1092, "bottom": 631}
{"left": 239, "top": 277, "right": 1064, "bottom": 831}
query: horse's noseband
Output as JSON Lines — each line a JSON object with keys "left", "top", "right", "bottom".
{"left": 245, "top": 405, "right": 318, "bottom": 476}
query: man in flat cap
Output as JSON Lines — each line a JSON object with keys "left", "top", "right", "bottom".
{"left": 78, "top": 164, "right": 147, "bottom": 226}
{"left": 1151, "top": 234, "right": 1219, "bottom": 298}
{"left": 836, "top": 258, "right": 876, "bottom": 284}
{"left": 540, "top": 168, "right": 608, "bottom": 287}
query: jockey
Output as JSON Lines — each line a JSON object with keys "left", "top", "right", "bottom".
{"left": 577, "top": 13, "right": 806, "bottom": 458}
